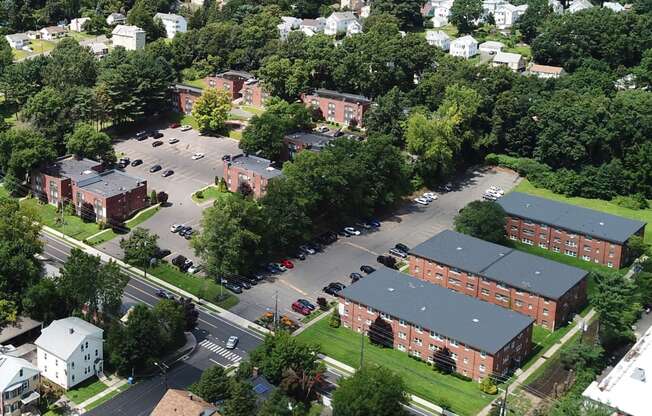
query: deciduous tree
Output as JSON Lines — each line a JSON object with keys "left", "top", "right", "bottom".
{"left": 449, "top": 0, "right": 483, "bottom": 34}
{"left": 65, "top": 123, "right": 115, "bottom": 163}
{"left": 192, "top": 88, "right": 232, "bottom": 133}
{"left": 120, "top": 227, "right": 159, "bottom": 269}
{"left": 454, "top": 200, "right": 507, "bottom": 244}
{"left": 332, "top": 366, "right": 409, "bottom": 416}
{"left": 190, "top": 366, "right": 231, "bottom": 403}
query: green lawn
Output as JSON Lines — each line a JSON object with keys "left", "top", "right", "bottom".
{"left": 514, "top": 180, "right": 652, "bottom": 245}
{"left": 521, "top": 324, "right": 573, "bottom": 373}
{"left": 506, "top": 44, "right": 532, "bottom": 59}
{"left": 0, "top": 184, "right": 11, "bottom": 199}
{"left": 21, "top": 198, "right": 101, "bottom": 240}
{"left": 296, "top": 319, "right": 493, "bottom": 416}
{"left": 12, "top": 48, "right": 29, "bottom": 60}
{"left": 228, "top": 129, "right": 243, "bottom": 140}
{"left": 84, "top": 384, "right": 131, "bottom": 410}
{"left": 439, "top": 24, "right": 459, "bottom": 38}
{"left": 87, "top": 205, "right": 161, "bottom": 245}
{"left": 182, "top": 78, "right": 207, "bottom": 89}
{"left": 149, "top": 262, "right": 239, "bottom": 310}
{"left": 67, "top": 32, "right": 96, "bottom": 42}
{"left": 191, "top": 186, "right": 230, "bottom": 204}
{"left": 66, "top": 377, "right": 108, "bottom": 405}
{"left": 239, "top": 105, "right": 265, "bottom": 116}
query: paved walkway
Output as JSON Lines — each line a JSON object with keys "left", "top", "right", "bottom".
{"left": 76, "top": 377, "right": 129, "bottom": 412}
{"left": 476, "top": 309, "right": 597, "bottom": 416}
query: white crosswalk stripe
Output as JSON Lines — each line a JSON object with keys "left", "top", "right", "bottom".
{"left": 199, "top": 339, "right": 243, "bottom": 362}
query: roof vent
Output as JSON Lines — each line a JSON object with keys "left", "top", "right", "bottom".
{"left": 632, "top": 367, "right": 646, "bottom": 382}
{"left": 535, "top": 271, "right": 541, "bottom": 275}
{"left": 265, "top": 167, "right": 275, "bottom": 171}
{"left": 456, "top": 246, "right": 463, "bottom": 251}
{"left": 420, "top": 306, "right": 426, "bottom": 311}
{"left": 599, "top": 221, "right": 605, "bottom": 226}
{"left": 525, "top": 203, "right": 531, "bottom": 208}
{"left": 472, "top": 318, "right": 479, "bottom": 323}
{"left": 69, "top": 328, "right": 74, "bottom": 334}
{"left": 83, "top": 170, "right": 93, "bottom": 175}
{"left": 388, "top": 287, "right": 395, "bottom": 292}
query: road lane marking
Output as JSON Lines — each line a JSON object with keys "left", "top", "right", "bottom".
{"left": 277, "top": 279, "right": 309, "bottom": 296}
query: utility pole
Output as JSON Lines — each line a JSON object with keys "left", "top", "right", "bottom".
{"left": 274, "top": 291, "right": 279, "bottom": 330}
{"left": 500, "top": 383, "right": 509, "bottom": 416}
{"left": 359, "top": 328, "right": 364, "bottom": 368}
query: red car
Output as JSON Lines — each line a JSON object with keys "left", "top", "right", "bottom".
{"left": 170, "top": 122, "right": 180, "bottom": 128}
{"left": 292, "top": 301, "right": 311, "bottom": 316}
{"left": 281, "top": 259, "right": 294, "bottom": 269}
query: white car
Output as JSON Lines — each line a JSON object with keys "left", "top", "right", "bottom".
{"left": 488, "top": 186, "right": 504, "bottom": 196}
{"left": 192, "top": 153, "right": 205, "bottom": 160}
{"left": 485, "top": 189, "right": 502, "bottom": 198}
{"left": 344, "top": 227, "right": 361, "bottom": 236}
{"left": 274, "top": 263, "right": 287, "bottom": 272}
{"left": 180, "top": 125, "right": 192, "bottom": 131}
{"left": 226, "top": 335, "right": 239, "bottom": 349}
{"left": 168, "top": 137, "right": 179, "bottom": 144}
{"left": 300, "top": 245, "right": 316, "bottom": 255}
{"left": 423, "top": 192, "right": 438, "bottom": 200}
{"left": 187, "top": 264, "right": 202, "bottom": 274}
{"left": 170, "top": 224, "right": 183, "bottom": 233}
{"left": 414, "top": 197, "right": 429, "bottom": 205}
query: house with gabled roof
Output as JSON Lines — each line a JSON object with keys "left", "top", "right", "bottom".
{"left": 0, "top": 354, "right": 40, "bottom": 416}
{"left": 449, "top": 35, "right": 478, "bottom": 59}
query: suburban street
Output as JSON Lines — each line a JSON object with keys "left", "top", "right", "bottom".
{"left": 39, "top": 232, "right": 264, "bottom": 414}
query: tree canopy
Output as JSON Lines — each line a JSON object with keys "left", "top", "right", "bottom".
{"left": 454, "top": 200, "right": 507, "bottom": 244}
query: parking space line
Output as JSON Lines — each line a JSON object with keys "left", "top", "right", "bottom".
{"left": 342, "top": 241, "right": 379, "bottom": 256}
{"left": 277, "top": 279, "right": 309, "bottom": 296}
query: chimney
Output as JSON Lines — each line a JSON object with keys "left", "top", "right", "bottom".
{"left": 69, "top": 328, "right": 75, "bottom": 334}
{"left": 252, "top": 367, "right": 259, "bottom": 378}
{"left": 188, "top": 393, "right": 194, "bottom": 401}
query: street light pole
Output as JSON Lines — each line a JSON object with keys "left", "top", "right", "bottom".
{"left": 154, "top": 362, "right": 169, "bottom": 389}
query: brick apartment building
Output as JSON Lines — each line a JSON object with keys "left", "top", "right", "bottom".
{"left": 222, "top": 154, "right": 283, "bottom": 199}
{"left": 301, "top": 89, "right": 371, "bottom": 127}
{"left": 31, "top": 157, "right": 148, "bottom": 223}
{"left": 498, "top": 192, "right": 646, "bottom": 269}
{"left": 409, "top": 230, "right": 588, "bottom": 330}
{"left": 239, "top": 78, "right": 268, "bottom": 108}
{"left": 171, "top": 83, "right": 203, "bottom": 114}
{"left": 339, "top": 269, "right": 534, "bottom": 380}
{"left": 206, "top": 70, "right": 256, "bottom": 101}
{"left": 283, "top": 131, "right": 337, "bottom": 160}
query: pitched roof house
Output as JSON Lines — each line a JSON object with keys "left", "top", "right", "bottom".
{"left": 39, "top": 26, "right": 67, "bottom": 40}
{"left": 4, "top": 33, "right": 30, "bottom": 49}
{"left": 527, "top": 63, "right": 566, "bottom": 78}
{"left": 151, "top": 389, "right": 220, "bottom": 416}
{"left": 324, "top": 12, "right": 360, "bottom": 36}
{"left": 154, "top": 13, "right": 188, "bottom": 39}
{"left": 0, "top": 354, "right": 40, "bottom": 416}
{"left": 69, "top": 17, "right": 90, "bottom": 32}
{"left": 111, "top": 24, "right": 146, "bottom": 50}
{"left": 106, "top": 12, "right": 126, "bottom": 25}
{"left": 568, "top": 0, "right": 593, "bottom": 13}
{"left": 492, "top": 51, "right": 525, "bottom": 72}
{"left": 425, "top": 30, "right": 451, "bottom": 51}
{"left": 479, "top": 40, "right": 505, "bottom": 54}
{"left": 449, "top": 35, "right": 478, "bottom": 59}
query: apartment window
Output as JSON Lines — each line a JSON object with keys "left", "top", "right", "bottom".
{"left": 365, "top": 319, "right": 372, "bottom": 325}
{"left": 397, "top": 344, "right": 406, "bottom": 352}
{"left": 450, "top": 353, "right": 457, "bottom": 361}
{"left": 399, "top": 319, "right": 407, "bottom": 327}
{"left": 583, "top": 255, "right": 591, "bottom": 261}
{"left": 414, "top": 325, "right": 423, "bottom": 333}
{"left": 398, "top": 332, "right": 407, "bottom": 340}
{"left": 584, "top": 246, "right": 592, "bottom": 252}
{"left": 430, "top": 331, "right": 442, "bottom": 340}
{"left": 528, "top": 304, "right": 533, "bottom": 310}
{"left": 367, "top": 306, "right": 374, "bottom": 313}
{"left": 449, "top": 278, "right": 460, "bottom": 286}
{"left": 539, "top": 234, "right": 547, "bottom": 240}
{"left": 429, "top": 344, "right": 438, "bottom": 351}
{"left": 553, "top": 246, "right": 560, "bottom": 253}
{"left": 414, "top": 338, "right": 423, "bottom": 346}
{"left": 565, "top": 240, "right": 577, "bottom": 248}
{"left": 411, "top": 350, "right": 421, "bottom": 358}
{"left": 543, "top": 308, "right": 549, "bottom": 316}
{"left": 467, "top": 274, "right": 475, "bottom": 280}
{"left": 510, "top": 235, "right": 518, "bottom": 241}
{"left": 435, "top": 273, "right": 443, "bottom": 280}
{"left": 522, "top": 238, "right": 534, "bottom": 245}
{"left": 481, "top": 288, "right": 490, "bottom": 296}
{"left": 427, "top": 356, "right": 434, "bottom": 364}
{"left": 515, "top": 300, "right": 523, "bottom": 307}
{"left": 463, "top": 357, "right": 469, "bottom": 364}
{"left": 450, "top": 339, "right": 459, "bottom": 347}
{"left": 607, "top": 262, "right": 613, "bottom": 268}
{"left": 564, "top": 249, "right": 577, "bottom": 257}
{"left": 480, "top": 351, "right": 487, "bottom": 359}
{"left": 539, "top": 243, "right": 548, "bottom": 249}
{"left": 466, "top": 283, "right": 474, "bottom": 290}
{"left": 479, "top": 364, "right": 485, "bottom": 372}
{"left": 496, "top": 283, "right": 508, "bottom": 290}
{"left": 380, "top": 312, "right": 391, "bottom": 321}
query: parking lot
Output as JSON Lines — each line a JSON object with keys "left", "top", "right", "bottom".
{"left": 229, "top": 167, "right": 520, "bottom": 322}
{"left": 98, "top": 125, "right": 239, "bottom": 261}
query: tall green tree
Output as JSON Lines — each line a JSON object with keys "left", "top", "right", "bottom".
{"left": 128, "top": 0, "right": 167, "bottom": 41}
{"left": 153, "top": 299, "right": 186, "bottom": 349}
{"left": 240, "top": 112, "right": 287, "bottom": 161}
{"left": 190, "top": 366, "right": 231, "bottom": 403}
{"left": 515, "top": 0, "right": 552, "bottom": 43}
{"left": 0, "top": 37, "right": 13, "bottom": 77}
{"left": 454, "top": 200, "right": 507, "bottom": 244}
{"left": 592, "top": 272, "right": 639, "bottom": 346}
{"left": 22, "top": 279, "right": 68, "bottom": 324}
{"left": 332, "top": 366, "right": 409, "bottom": 416}
{"left": 44, "top": 37, "right": 98, "bottom": 89}
{"left": 65, "top": 123, "right": 115, "bottom": 163}
{"left": 449, "top": 0, "right": 483, "bottom": 34}
{"left": 192, "top": 88, "right": 232, "bottom": 133}
{"left": 257, "top": 389, "right": 292, "bottom": 416}
{"left": 224, "top": 380, "right": 257, "bottom": 416}
{"left": 0, "top": 197, "right": 43, "bottom": 304}
{"left": 0, "top": 299, "right": 17, "bottom": 330}
{"left": 120, "top": 227, "right": 159, "bottom": 269}
{"left": 256, "top": 56, "right": 311, "bottom": 101}
{"left": 22, "top": 87, "right": 75, "bottom": 147}
{"left": 0, "top": 127, "right": 56, "bottom": 193}
{"left": 369, "top": 0, "right": 423, "bottom": 31}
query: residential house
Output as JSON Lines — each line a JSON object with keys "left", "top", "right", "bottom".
{"left": 479, "top": 40, "right": 504, "bottom": 55}
{"left": 106, "top": 12, "right": 126, "bottom": 26}
{"left": 222, "top": 154, "right": 282, "bottom": 199}
{"left": 239, "top": 78, "right": 268, "bottom": 108}
{"left": 69, "top": 17, "right": 90, "bottom": 32}
{"left": 35, "top": 317, "right": 104, "bottom": 389}
{"left": 449, "top": 35, "right": 478, "bottom": 59}
{"left": 86, "top": 42, "right": 109, "bottom": 59}
{"left": 0, "top": 317, "right": 42, "bottom": 347}
{"left": 300, "top": 18, "right": 326, "bottom": 35}
{"left": 0, "top": 355, "right": 40, "bottom": 416}
{"left": 567, "top": 0, "right": 593, "bottom": 13}
{"left": 582, "top": 326, "right": 652, "bottom": 416}
{"left": 425, "top": 30, "right": 451, "bottom": 51}
{"left": 25, "top": 31, "right": 41, "bottom": 40}
{"left": 277, "top": 16, "right": 302, "bottom": 40}
{"left": 151, "top": 389, "right": 220, "bottom": 416}
{"left": 31, "top": 156, "right": 148, "bottom": 224}
{"left": 482, "top": 0, "right": 508, "bottom": 15}
{"left": 324, "top": 12, "right": 360, "bottom": 36}
{"left": 408, "top": 230, "right": 588, "bottom": 330}
{"left": 360, "top": 5, "right": 371, "bottom": 17}
{"left": 423, "top": 0, "right": 453, "bottom": 27}
{"left": 498, "top": 192, "right": 647, "bottom": 269}
{"left": 4, "top": 34, "right": 29, "bottom": 49}
{"left": 603, "top": 1, "right": 625, "bottom": 12}
{"left": 340, "top": 0, "right": 366, "bottom": 12}
{"left": 283, "top": 132, "right": 337, "bottom": 160}
{"left": 548, "top": 0, "right": 564, "bottom": 13}
{"left": 206, "top": 70, "right": 256, "bottom": 101}
{"left": 111, "top": 25, "right": 146, "bottom": 50}
{"left": 338, "top": 268, "right": 534, "bottom": 380}
{"left": 39, "top": 26, "right": 67, "bottom": 40}
{"left": 154, "top": 13, "right": 187, "bottom": 39}
{"left": 171, "top": 84, "right": 203, "bottom": 114}
{"left": 494, "top": 3, "right": 528, "bottom": 29}
{"left": 492, "top": 51, "right": 525, "bottom": 72}
{"left": 431, "top": 15, "right": 449, "bottom": 27}
{"left": 527, "top": 63, "right": 565, "bottom": 78}
{"left": 301, "top": 89, "right": 371, "bottom": 127}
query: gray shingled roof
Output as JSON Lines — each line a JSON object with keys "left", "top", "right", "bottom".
{"left": 227, "top": 154, "right": 283, "bottom": 179}
{"left": 409, "top": 230, "right": 588, "bottom": 299}
{"left": 339, "top": 269, "right": 534, "bottom": 354}
{"left": 312, "top": 89, "right": 371, "bottom": 104}
{"left": 498, "top": 192, "right": 646, "bottom": 244}
{"left": 35, "top": 317, "right": 102, "bottom": 360}
{"left": 285, "top": 132, "right": 336, "bottom": 150}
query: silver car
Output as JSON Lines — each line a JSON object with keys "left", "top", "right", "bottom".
{"left": 226, "top": 336, "right": 239, "bottom": 349}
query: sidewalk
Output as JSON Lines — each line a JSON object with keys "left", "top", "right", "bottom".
{"left": 476, "top": 309, "right": 597, "bottom": 416}
{"left": 76, "top": 377, "right": 128, "bottom": 412}
{"left": 41, "top": 226, "right": 270, "bottom": 335}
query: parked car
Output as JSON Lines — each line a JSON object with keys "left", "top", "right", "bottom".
{"left": 117, "top": 158, "right": 130, "bottom": 168}
{"left": 395, "top": 243, "right": 410, "bottom": 253}
{"left": 222, "top": 281, "right": 242, "bottom": 294}
{"left": 192, "top": 153, "right": 205, "bottom": 160}
{"left": 131, "top": 159, "right": 143, "bottom": 167}
{"left": 338, "top": 229, "right": 351, "bottom": 237}
{"left": 154, "top": 248, "right": 171, "bottom": 259}
{"left": 180, "top": 259, "right": 193, "bottom": 272}
{"left": 171, "top": 255, "right": 187, "bottom": 267}
{"left": 442, "top": 183, "right": 452, "bottom": 192}
{"left": 233, "top": 275, "right": 257, "bottom": 286}
{"left": 170, "top": 224, "right": 183, "bottom": 233}
{"left": 180, "top": 125, "right": 192, "bottom": 131}
{"left": 367, "top": 219, "right": 381, "bottom": 228}
{"left": 360, "top": 265, "right": 375, "bottom": 274}
{"left": 344, "top": 227, "right": 360, "bottom": 236}
{"left": 323, "top": 282, "right": 346, "bottom": 296}
{"left": 292, "top": 301, "right": 311, "bottom": 316}
{"left": 149, "top": 164, "right": 162, "bottom": 173}
{"left": 162, "top": 169, "right": 174, "bottom": 177}
{"left": 222, "top": 154, "right": 231, "bottom": 161}
{"left": 168, "top": 138, "right": 179, "bottom": 144}
{"left": 299, "top": 245, "right": 316, "bottom": 255}
{"left": 295, "top": 251, "right": 306, "bottom": 261}
{"left": 316, "top": 125, "right": 329, "bottom": 133}
{"left": 423, "top": 192, "right": 438, "bottom": 200}
{"left": 306, "top": 242, "right": 322, "bottom": 252}
{"left": 152, "top": 140, "right": 163, "bottom": 147}
{"left": 184, "top": 230, "right": 194, "bottom": 240}
{"left": 356, "top": 222, "right": 372, "bottom": 230}
{"left": 170, "top": 122, "right": 180, "bottom": 128}
{"left": 414, "top": 197, "right": 429, "bottom": 205}
{"left": 266, "top": 263, "right": 282, "bottom": 273}
{"left": 274, "top": 263, "right": 287, "bottom": 272}
{"left": 377, "top": 255, "right": 398, "bottom": 269}
{"left": 297, "top": 299, "right": 316, "bottom": 310}
{"left": 135, "top": 131, "right": 148, "bottom": 140}
{"left": 281, "top": 259, "right": 294, "bottom": 269}
{"left": 483, "top": 193, "right": 497, "bottom": 201}
{"left": 187, "top": 264, "right": 202, "bottom": 274}
{"left": 252, "top": 272, "right": 267, "bottom": 281}
{"left": 350, "top": 272, "right": 363, "bottom": 282}
{"left": 488, "top": 186, "right": 504, "bottom": 196}
{"left": 389, "top": 248, "right": 408, "bottom": 258}
{"left": 151, "top": 132, "right": 164, "bottom": 139}
{"left": 226, "top": 335, "right": 239, "bottom": 349}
